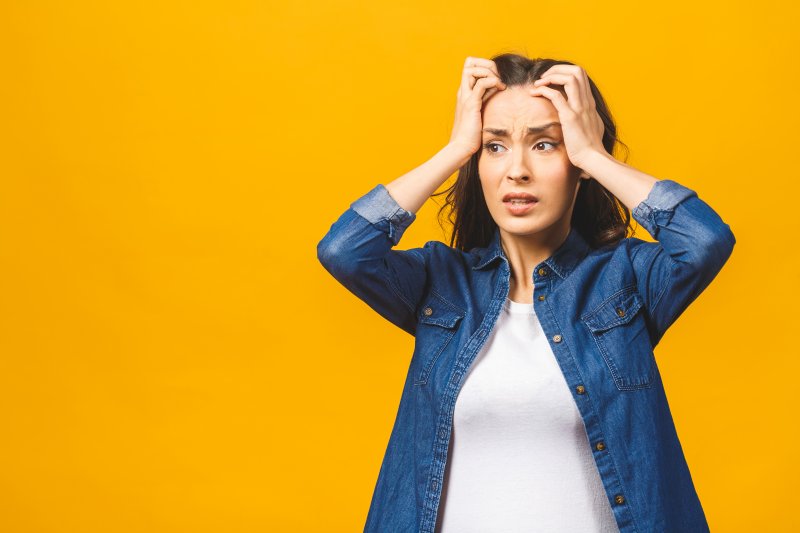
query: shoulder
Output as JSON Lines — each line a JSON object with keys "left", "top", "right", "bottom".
{"left": 575, "top": 236, "right": 665, "bottom": 288}
{"left": 588, "top": 235, "right": 662, "bottom": 263}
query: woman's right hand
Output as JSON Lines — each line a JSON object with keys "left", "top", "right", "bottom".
{"left": 448, "top": 56, "right": 507, "bottom": 159}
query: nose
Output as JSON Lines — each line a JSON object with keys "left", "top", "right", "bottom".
{"left": 507, "top": 145, "right": 531, "bottom": 182}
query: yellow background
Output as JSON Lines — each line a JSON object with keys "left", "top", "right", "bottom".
{"left": 2, "top": 0, "right": 798, "bottom": 531}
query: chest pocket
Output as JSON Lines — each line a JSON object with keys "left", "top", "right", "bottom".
{"left": 412, "top": 291, "right": 464, "bottom": 387}
{"left": 581, "top": 288, "right": 655, "bottom": 391}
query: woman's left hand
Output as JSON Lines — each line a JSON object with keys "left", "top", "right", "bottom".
{"left": 530, "top": 65, "right": 606, "bottom": 178}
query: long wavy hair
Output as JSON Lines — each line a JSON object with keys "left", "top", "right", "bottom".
{"left": 433, "top": 53, "right": 634, "bottom": 252}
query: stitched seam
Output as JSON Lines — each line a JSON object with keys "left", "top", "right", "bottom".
{"left": 414, "top": 329, "right": 456, "bottom": 386}
{"left": 384, "top": 267, "right": 416, "bottom": 315}
{"left": 580, "top": 285, "right": 636, "bottom": 322}
{"left": 431, "top": 287, "right": 466, "bottom": 315}
{"left": 650, "top": 256, "right": 674, "bottom": 317}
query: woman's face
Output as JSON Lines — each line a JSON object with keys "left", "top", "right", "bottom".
{"left": 478, "top": 84, "right": 582, "bottom": 242}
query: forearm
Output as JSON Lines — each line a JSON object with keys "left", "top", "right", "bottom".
{"left": 384, "top": 143, "right": 472, "bottom": 214}
{"left": 579, "top": 150, "right": 660, "bottom": 212}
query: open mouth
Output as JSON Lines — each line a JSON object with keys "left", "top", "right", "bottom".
{"left": 503, "top": 199, "right": 537, "bottom": 214}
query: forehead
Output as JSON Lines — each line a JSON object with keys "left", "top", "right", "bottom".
{"left": 481, "top": 85, "right": 560, "bottom": 132}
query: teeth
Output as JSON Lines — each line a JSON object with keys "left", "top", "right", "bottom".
{"left": 509, "top": 199, "right": 533, "bottom": 204}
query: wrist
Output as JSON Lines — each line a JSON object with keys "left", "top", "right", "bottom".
{"left": 443, "top": 142, "right": 476, "bottom": 167}
{"left": 579, "top": 149, "right": 617, "bottom": 177}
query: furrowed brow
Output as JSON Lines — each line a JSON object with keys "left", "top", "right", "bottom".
{"left": 482, "top": 122, "right": 562, "bottom": 137}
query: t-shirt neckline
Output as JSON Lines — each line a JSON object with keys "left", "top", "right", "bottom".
{"left": 504, "top": 296, "right": 535, "bottom": 315}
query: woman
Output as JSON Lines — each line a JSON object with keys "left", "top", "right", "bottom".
{"left": 317, "top": 53, "right": 735, "bottom": 533}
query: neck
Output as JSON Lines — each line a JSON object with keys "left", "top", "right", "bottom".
{"left": 501, "top": 224, "right": 571, "bottom": 303}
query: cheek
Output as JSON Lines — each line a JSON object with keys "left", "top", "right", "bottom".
{"left": 477, "top": 163, "right": 492, "bottom": 188}
{"left": 477, "top": 159, "right": 502, "bottom": 181}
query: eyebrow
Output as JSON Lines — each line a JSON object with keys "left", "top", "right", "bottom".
{"left": 482, "top": 122, "right": 562, "bottom": 137}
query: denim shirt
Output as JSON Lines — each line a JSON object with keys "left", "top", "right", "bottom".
{"left": 317, "top": 178, "right": 736, "bottom": 533}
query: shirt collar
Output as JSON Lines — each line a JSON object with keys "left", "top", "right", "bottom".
{"left": 472, "top": 225, "right": 592, "bottom": 280}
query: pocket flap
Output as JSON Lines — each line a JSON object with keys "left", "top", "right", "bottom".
{"left": 418, "top": 292, "right": 464, "bottom": 329}
{"left": 583, "top": 289, "right": 643, "bottom": 333}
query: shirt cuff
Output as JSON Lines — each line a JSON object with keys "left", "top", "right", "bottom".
{"left": 631, "top": 179, "right": 698, "bottom": 235}
{"left": 350, "top": 184, "right": 417, "bottom": 245}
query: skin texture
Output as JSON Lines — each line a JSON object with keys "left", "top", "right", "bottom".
{"left": 478, "top": 85, "right": 584, "bottom": 303}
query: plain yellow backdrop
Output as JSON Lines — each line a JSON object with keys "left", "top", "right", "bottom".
{"left": 1, "top": 0, "right": 798, "bottom": 531}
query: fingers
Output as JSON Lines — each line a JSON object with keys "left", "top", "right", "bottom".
{"left": 462, "top": 66, "right": 504, "bottom": 92}
{"left": 472, "top": 76, "right": 506, "bottom": 104}
{"left": 532, "top": 73, "right": 582, "bottom": 110}
{"left": 528, "top": 84, "right": 571, "bottom": 116}
{"left": 533, "top": 65, "right": 593, "bottom": 109}
{"left": 463, "top": 56, "right": 500, "bottom": 78}
{"left": 458, "top": 56, "right": 504, "bottom": 98}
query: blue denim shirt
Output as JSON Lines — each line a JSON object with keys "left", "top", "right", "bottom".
{"left": 317, "top": 178, "right": 736, "bottom": 533}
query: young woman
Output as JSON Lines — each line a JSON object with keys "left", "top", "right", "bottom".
{"left": 317, "top": 53, "right": 735, "bottom": 533}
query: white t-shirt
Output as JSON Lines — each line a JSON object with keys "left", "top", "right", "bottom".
{"left": 434, "top": 297, "right": 621, "bottom": 533}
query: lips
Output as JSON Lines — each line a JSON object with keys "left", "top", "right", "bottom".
{"left": 502, "top": 192, "right": 538, "bottom": 203}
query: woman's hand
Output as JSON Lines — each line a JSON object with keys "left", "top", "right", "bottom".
{"left": 529, "top": 64, "right": 606, "bottom": 178}
{"left": 448, "top": 56, "right": 507, "bottom": 159}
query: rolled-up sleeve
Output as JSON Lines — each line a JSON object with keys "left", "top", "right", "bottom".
{"left": 317, "top": 184, "right": 429, "bottom": 336}
{"left": 631, "top": 179, "right": 736, "bottom": 346}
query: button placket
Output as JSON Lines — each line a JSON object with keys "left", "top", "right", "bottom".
{"left": 527, "top": 261, "right": 633, "bottom": 526}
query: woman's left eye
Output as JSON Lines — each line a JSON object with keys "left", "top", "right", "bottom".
{"left": 534, "top": 141, "right": 558, "bottom": 151}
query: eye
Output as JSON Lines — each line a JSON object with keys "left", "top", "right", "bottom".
{"left": 534, "top": 141, "right": 558, "bottom": 151}
{"left": 483, "top": 142, "right": 505, "bottom": 154}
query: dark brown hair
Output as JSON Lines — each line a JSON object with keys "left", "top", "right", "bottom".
{"left": 433, "top": 53, "right": 633, "bottom": 252}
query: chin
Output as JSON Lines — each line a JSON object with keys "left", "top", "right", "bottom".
{"left": 499, "top": 221, "right": 546, "bottom": 236}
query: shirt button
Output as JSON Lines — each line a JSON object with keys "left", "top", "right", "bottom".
{"left": 432, "top": 480, "right": 440, "bottom": 491}
{"left": 537, "top": 294, "right": 545, "bottom": 301}
{"left": 576, "top": 385, "right": 586, "bottom": 394}
{"left": 553, "top": 334, "right": 562, "bottom": 343}
{"left": 616, "top": 307, "right": 625, "bottom": 317}
{"left": 537, "top": 267, "right": 548, "bottom": 276}
{"left": 423, "top": 307, "right": 433, "bottom": 316}
{"left": 595, "top": 441, "right": 606, "bottom": 451}
{"left": 614, "top": 494, "right": 625, "bottom": 505}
